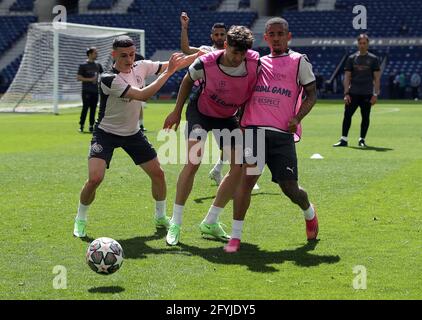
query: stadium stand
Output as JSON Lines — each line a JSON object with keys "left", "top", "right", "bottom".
{"left": 88, "top": 0, "right": 117, "bottom": 11}
{"left": 1, "top": 0, "right": 421, "bottom": 98}
{"left": 0, "top": 15, "right": 36, "bottom": 91}
{"left": 0, "top": 16, "right": 36, "bottom": 52}
{"left": 279, "top": 0, "right": 422, "bottom": 97}
{"left": 66, "top": 1, "right": 256, "bottom": 94}
{"left": 67, "top": 11, "right": 256, "bottom": 59}
{"left": 9, "top": 0, "right": 34, "bottom": 12}
{"left": 285, "top": 0, "right": 422, "bottom": 37}
{"left": 303, "top": 0, "right": 318, "bottom": 8}
{"left": 0, "top": 54, "right": 22, "bottom": 93}
{"left": 238, "top": 0, "right": 251, "bottom": 9}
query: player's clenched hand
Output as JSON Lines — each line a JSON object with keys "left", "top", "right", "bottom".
{"left": 370, "top": 95, "right": 377, "bottom": 106}
{"left": 180, "top": 12, "right": 189, "bottom": 29}
{"left": 197, "top": 49, "right": 207, "bottom": 57}
{"left": 167, "top": 52, "right": 185, "bottom": 74}
{"left": 288, "top": 117, "right": 300, "bottom": 133}
{"left": 163, "top": 111, "right": 181, "bottom": 131}
{"left": 344, "top": 94, "right": 351, "bottom": 105}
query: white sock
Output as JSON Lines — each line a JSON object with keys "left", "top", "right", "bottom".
{"left": 303, "top": 204, "right": 315, "bottom": 221}
{"left": 231, "top": 220, "right": 244, "bottom": 240}
{"left": 341, "top": 136, "right": 348, "bottom": 142}
{"left": 204, "top": 205, "right": 223, "bottom": 224}
{"left": 155, "top": 200, "right": 166, "bottom": 219}
{"left": 139, "top": 118, "right": 144, "bottom": 126}
{"left": 212, "top": 159, "right": 224, "bottom": 173}
{"left": 171, "top": 204, "right": 184, "bottom": 225}
{"left": 76, "top": 202, "right": 89, "bottom": 221}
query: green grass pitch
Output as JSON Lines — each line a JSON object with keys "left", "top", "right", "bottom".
{"left": 0, "top": 100, "right": 421, "bottom": 299}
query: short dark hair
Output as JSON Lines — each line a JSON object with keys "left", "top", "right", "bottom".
{"left": 357, "top": 33, "right": 369, "bottom": 42}
{"left": 86, "top": 47, "right": 97, "bottom": 56}
{"left": 226, "top": 25, "right": 254, "bottom": 52}
{"left": 113, "top": 35, "right": 135, "bottom": 50}
{"left": 211, "top": 23, "right": 227, "bottom": 33}
{"left": 265, "top": 17, "right": 289, "bottom": 33}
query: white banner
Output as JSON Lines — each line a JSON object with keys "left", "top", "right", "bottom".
{"left": 256, "top": 38, "right": 422, "bottom": 47}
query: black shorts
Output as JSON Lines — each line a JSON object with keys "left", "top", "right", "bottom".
{"left": 243, "top": 127, "right": 298, "bottom": 183}
{"left": 89, "top": 128, "right": 157, "bottom": 168}
{"left": 185, "top": 99, "right": 240, "bottom": 149}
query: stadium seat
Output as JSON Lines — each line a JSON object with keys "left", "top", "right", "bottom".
{"left": 9, "top": 0, "right": 34, "bottom": 12}
{"left": 0, "top": 16, "right": 37, "bottom": 53}
{"left": 2, "top": 0, "right": 421, "bottom": 96}
{"left": 88, "top": 0, "right": 117, "bottom": 10}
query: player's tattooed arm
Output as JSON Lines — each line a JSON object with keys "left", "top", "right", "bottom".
{"left": 288, "top": 82, "right": 317, "bottom": 133}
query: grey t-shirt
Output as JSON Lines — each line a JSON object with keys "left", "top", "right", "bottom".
{"left": 97, "top": 60, "right": 161, "bottom": 136}
{"left": 345, "top": 51, "right": 380, "bottom": 95}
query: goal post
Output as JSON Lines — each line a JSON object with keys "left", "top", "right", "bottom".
{"left": 0, "top": 22, "right": 145, "bottom": 114}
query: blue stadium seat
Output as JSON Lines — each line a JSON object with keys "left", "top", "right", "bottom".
{"left": 88, "top": 0, "right": 117, "bottom": 10}
{"left": 2, "top": 0, "right": 421, "bottom": 95}
{"left": 10, "top": 0, "right": 34, "bottom": 11}
{"left": 284, "top": 0, "right": 422, "bottom": 38}
{"left": 67, "top": 10, "right": 257, "bottom": 59}
{"left": 0, "top": 16, "right": 37, "bottom": 53}
{"left": 0, "top": 55, "right": 23, "bottom": 93}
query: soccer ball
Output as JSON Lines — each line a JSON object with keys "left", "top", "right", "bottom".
{"left": 86, "top": 237, "right": 124, "bottom": 275}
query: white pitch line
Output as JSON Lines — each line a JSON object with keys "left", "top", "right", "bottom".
{"left": 373, "top": 107, "right": 400, "bottom": 114}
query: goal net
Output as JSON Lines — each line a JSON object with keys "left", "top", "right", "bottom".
{"left": 0, "top": 22, "right": 145, "bottom": 113}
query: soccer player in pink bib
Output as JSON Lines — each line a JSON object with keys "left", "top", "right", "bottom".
{"left": 163, "top": 26, "right": 260, "bottom": 246}
{"left": 224, "top": 18, "right": 319, "bottom": 253}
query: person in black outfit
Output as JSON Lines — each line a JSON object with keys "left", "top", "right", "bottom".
{"left": 388, "top": 70, "right": 397, "bottom": 99}
{"left": 333, "top": 34, "right": 381, "bottom": 148}
{"left": 77, "top": 47, "right": 104, "bottom": 133}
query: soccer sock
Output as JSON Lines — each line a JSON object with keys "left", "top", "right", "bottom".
{"left": 155, "top": 200, "right": 166, "bottom": 219}
{"left": 171, "top": 204, "right": 184, "bottom": 225}
{"left": 212, "top": 159, "right": 224, "bottom": 173}
{"left": 76, "top": 202, "right": 89, "bottom": 221}
{"left": 139, "top": 118, "right": 144, "bottom": 126}
{"left": 303, "top": 204, "right": 315, "bottom": 221}
{"left": 231, "top": 220, "right": 244, "bottom": 240}
{"left": 341, "top": 136, "right": 348, "bottom": 142}
{"left": 204, "top": 205, "right": 223, "bottom": 224}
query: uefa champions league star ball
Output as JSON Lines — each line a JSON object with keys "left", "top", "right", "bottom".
{"left": 86, "top": 237, "right": 124, "bottom": 275}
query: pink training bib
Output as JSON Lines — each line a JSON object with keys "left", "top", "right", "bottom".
{"left": 241, "top": 52, "right": 304, "bottom": 141}
{"left": 197, "top": 49, "right": 259, "bottom": 118}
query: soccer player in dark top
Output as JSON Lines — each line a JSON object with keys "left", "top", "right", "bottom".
{"left": 73, "top": 36, "right": 199, "bottom": 238}
{"left": 77, "top": 47, "right": 104, "bottom": 133}
{"left": 333, "top": 34, "right": 381, "bottom": 148}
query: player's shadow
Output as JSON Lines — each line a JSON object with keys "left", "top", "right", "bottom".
{"left": 81, "top": 229, "right": 177, "bottom": 260}
{"left": 349, "top": 146, "right": 393, "bottom": 152}
{"left": 88, "top": 286, "right": 125, "bottom": 294}
{"left": 79, "top": 231, "right": 340, "bottom": 272}
{"left": 194, "top": 192, "right": 280, "bottom": 204}
{"left": 178, "top": 240, "right": 340, "bottom": 273}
